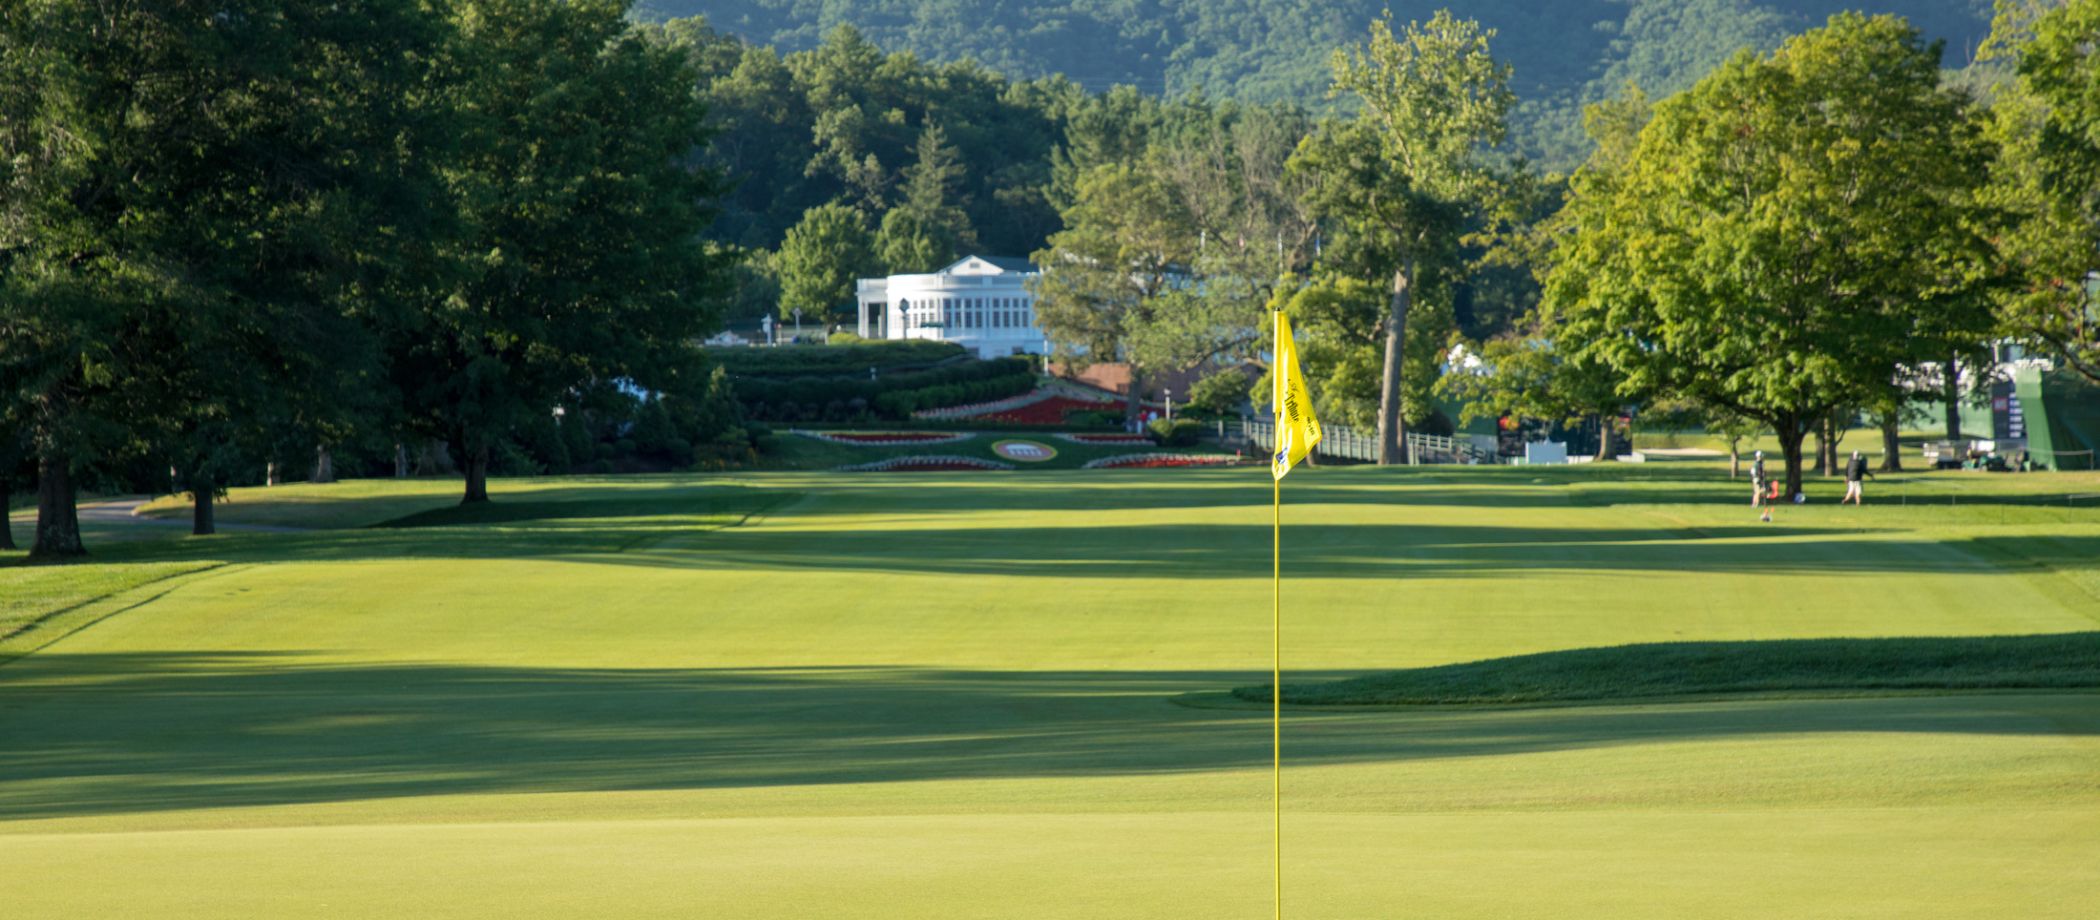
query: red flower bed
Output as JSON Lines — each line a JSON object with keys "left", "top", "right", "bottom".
{"left": 1084, "top": 453, "right": 1239, "bottom": 469}
{"left": 976, "top": 395, "right": 1117, "bottom": 425}
{"left": 1106, "top": 457, "right": 1224, "bottom": 468}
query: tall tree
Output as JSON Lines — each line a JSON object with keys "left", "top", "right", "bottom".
{"left": 1303, "top": 11, "right": 1514, "bottom": 464}
{"left": 1545, "top": 13, "right": 1999, "bottom": 498}
{"left": 1446, "top": 86, "right": 1651, "bottom": 462}
{"left": 1983, "top": 0, "right": 2100, "bottom": 385}
{"left": 876, "top": 124, "right": 976, "bottom": 273}
{"left": 0, "top": 0, "right": 443, "bottom": 553}
{"left": 389, "top": 0, "right": 727, "bottom": 504}
{"left": 1030, "top": 164, "right": 1197, "bottom": 418}
{"left": 0, "top": 424, "right": 22, "bottom": 551}
{"left": 778, "top": 201, "right": 878, "bottom": 325}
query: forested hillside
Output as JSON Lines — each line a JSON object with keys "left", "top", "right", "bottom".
{"left": 637, "top": 0, "right": 1994, "bottom": 166}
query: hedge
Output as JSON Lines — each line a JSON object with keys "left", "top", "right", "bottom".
{"left": 706, "top": 340, "right": 965, "bottom": 378}
{"left": 736, "top": 356, "right": 1036, "bottom": 422}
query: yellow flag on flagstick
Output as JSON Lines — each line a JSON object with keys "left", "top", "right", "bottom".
{"left": 1267, "top": 307, "right": 1320, "bottom": 919}
{"left": 1271, "top": 310, "right": 1322, "bottom": 479}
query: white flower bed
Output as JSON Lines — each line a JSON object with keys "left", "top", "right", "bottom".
{"left": 913, "top": 389, "right": 1054, "bottom": 420}
{"left": 836, "top": 454, "right": 1017, "bottom": 472}
{"left": 1081, "top": 453, "right": 1242, "bottom": 469}
{"left": 793, "top": 429, "right": 973, "bottom": 446}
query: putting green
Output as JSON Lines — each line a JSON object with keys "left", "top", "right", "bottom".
{"left": 3, "top": 466, "right": 2098, "bottom": 918}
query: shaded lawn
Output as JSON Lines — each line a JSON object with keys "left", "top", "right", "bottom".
{"left": 3, "top": 466, "right": 2099, "bottom": 919}
{"left": 2, "top": 651, "right": 2094, "bottom": 822}
{"left": 1237, "top": 632, "right": 2100, "bottom": 706}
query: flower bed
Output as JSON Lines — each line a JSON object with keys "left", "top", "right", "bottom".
{"left": 1082, "top": 453, "right": 1241, "bottom": 469}
{"left": 836, "top": 455, "right": 1016, "bottom": 472}
{"left": 795, "top": 430, "right": 973, "bottom": 446}
{"left": 914, "top": 389, "right": 1056, "bottom": 421}
{"left": 916, "top": 388, "right": 1122, "bottom": 425}
{"left": 1056, "top": 432, "right": 1152, "bottom": 445}
{"left": 977, "top": 395, "right": 1119, "bottom": 425}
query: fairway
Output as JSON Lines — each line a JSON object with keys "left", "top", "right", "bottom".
{"left": 4, "top": 466, "right": 2099, "bottom": 918}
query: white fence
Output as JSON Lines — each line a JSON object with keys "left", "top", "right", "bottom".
{"left": 1241, "top": 419, "right": 1490, "bottom": 464}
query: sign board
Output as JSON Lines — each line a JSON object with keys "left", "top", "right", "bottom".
{"left": 1992, "top": 380, "right": 2026, "bottom": 442}
{"left": 992, "top": 440, "right": 1056, "bottom": 463}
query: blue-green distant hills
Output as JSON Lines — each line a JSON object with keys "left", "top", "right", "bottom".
{"left": 638, "top": 0, "right": 1995, "bottom": 168}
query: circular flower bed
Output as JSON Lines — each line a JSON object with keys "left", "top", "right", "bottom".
{"left": 836, "top": 455, "right": 1016, "bottom": 472}
{"left": 1056, "top": 432, "right": 1152, "bottom": 445}
{"left": 1082, "top": 453, "right": 1241, "bottom": 469}
{"left": 795, "top": 430, "right": 972, "bottom": 446}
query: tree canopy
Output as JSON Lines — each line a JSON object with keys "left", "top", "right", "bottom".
{"left": 1544, "top": 13, "right": 1999, "bottom": 495}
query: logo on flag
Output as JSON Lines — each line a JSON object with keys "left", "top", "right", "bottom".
{"left": 1271, "top": 311, "right": 1322, "bottom": 480}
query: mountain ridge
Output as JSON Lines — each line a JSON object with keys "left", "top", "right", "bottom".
{"left": 636, "top": 0, "right": 1997, "bottom": 168}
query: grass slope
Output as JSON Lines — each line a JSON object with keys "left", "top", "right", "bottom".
{"left": 3, "top": 463, "right": 2098, "bottom": 918}
{"left": 1236, "top": 632, "right": 2100, "bottom": 705}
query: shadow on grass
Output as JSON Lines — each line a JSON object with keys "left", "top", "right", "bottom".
{"left": 86, "top": 512, "right": 2100, "bottom": 581}
{"left": 0, "top": 650, "right": 2094, "bottom": 820}
{"left": 1237, "top": 632, "right": 2100, "bottom": 706}
{"left": 41, "top": 469, "right": 2100, "bottom": 590}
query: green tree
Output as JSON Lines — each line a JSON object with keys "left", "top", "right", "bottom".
{"left": 1983, "top": 0, "right": 2100, "bottom": 385}
{"left": 1140, "top": 104, "right": 1318, "bottom": 380}
{"left": 389, "top": 0, "right": 727, "bottom": 504}
{"left": 0, "top": 424, "right": 23, "bottom": 551}
{"left": 1300, "top": 11, "right": 1514, "bottom": 464}
{"left": 1545, "top": 13, "right": 2000, "bottom": 498}
{"left": 778, "top": 201, "right": 878, "bottom": 327}
{"left": 876, "top": 124, "right": 976, "bottom": 272}
{"left": 1440, "top": 86, "right": 1651, "bottom": 463}
{"left": 0, "top": 0, "right": 443, "bottom": 552}
{"left": 1272, "top": 277, "right": 1390, "bottom": 431}
{"left": 1030, "top": 164, "right": 1197, "bottom": 418}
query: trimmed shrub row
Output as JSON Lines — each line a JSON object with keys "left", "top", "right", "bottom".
{"left": 737, "top": 356, "right": 1034, "bottom": 422}
{"left": 706, "top": 340, "right": 965, "bottom": 378}
{"left": 872, "top": 373, "right": 1037, "bottom": 418}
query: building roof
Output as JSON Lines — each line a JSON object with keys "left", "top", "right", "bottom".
{"left": 941, "top": 254, "right": 1036, "bottom": 275}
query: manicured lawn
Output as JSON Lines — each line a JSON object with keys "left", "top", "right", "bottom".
{"left": 2, "top": 464, "right": 2098, "bottom": 918}
{"left": 756, "top": 427, "right": 1240, "bottom": 470}
{"left": 1241, "top": 632, "right": 2100, "bottom": 705}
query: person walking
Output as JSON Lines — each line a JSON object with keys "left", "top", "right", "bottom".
{"left": 1842, "top": 449, "right": 1873, "bottom": 505}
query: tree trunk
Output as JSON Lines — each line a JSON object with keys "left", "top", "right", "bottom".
{"left": 1813, "top": 416, "right": 1832, "bottom": 477}
{"left": 32, "top": 451, "right": 84, "bottom": 559}
{"left": 1729, "top": 439, "right": 1741, "bottom": 480}
{"left": 461, "top": 440, "right": 491, "bottom": 504}
{"left": 1878, "top": 411, "right": 1903, "bottom": 472}
{"left": 312, "top": 445, "right": 336, "bottom": 483}
{"left": 1594, "top": 415, "right": 1612, "bottom": 462}
{"left": 0, "top": 477, "right": 15, "bottom": 551}
{"left": 1376, "top": 261, "right": 1412, "bottom": 465}
{"left": 266, "top": 461, "right": 280, "bottom": 487}
{"left": 189, "top": 470, "right": 216, "bottom": 537}
{"left": 394, "top": 443, "right": 409, "bottom": 478}
{"left": 1943, "top": 352, "right": 1962, "bottom": 442}
{"left": 1776, "top": 416, "right": 1807, "bottom": 502}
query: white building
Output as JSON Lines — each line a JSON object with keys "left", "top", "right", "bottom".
{"left": 854, "top": 255, "right": 1049, "bottom": 359}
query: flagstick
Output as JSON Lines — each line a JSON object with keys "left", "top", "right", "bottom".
{"left": 1272, "top": 474, "right": 1282, "bottom": 920}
